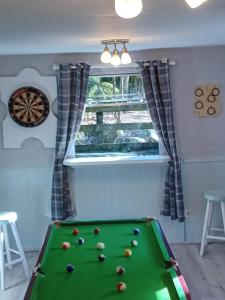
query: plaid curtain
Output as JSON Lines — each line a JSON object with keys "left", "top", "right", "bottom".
{"left": 51, "top": 63, "right": 90, "bottom": 220}
{"left": 139, "top": 61, "right": 184, "bottom": 222}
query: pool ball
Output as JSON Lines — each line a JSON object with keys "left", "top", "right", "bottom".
{"left": 131, "top": 240, "right": 138, "bottom": 247}
{"left": 116, "top": 266, "right": 126, "bottom": 275}
{"left": 78, "top": 238, "right": 85, "bottom": 245}
{"left": 94, "top": 227, "right": 100, "bottom": 234}
{"left": 73, "top": 228, "right": 79, "bottom": 236}
{"left": 116, "top": 282, "right": 127, "bottom": 292}
{"left": 98, "top": 254, "right": 106, "bottom": 262}
{"left": 66, "top": 264, "right": 75, "bottom": 273}
{"left": 124, "top": 249, "right": 132, "bottom": 257}
{"left": 62, "top": 242, "right": 71, "bottom": 249}
{"left": 96, "top": 242, "right": 105, "bottom": 249}
{"left": 133, "top": 228, "right": 141, "bottom": 235}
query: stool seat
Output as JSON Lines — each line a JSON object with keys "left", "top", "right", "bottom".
{"left": 0, "top": 211, "right": 17, "bottom": 224}
{"left": 0, "top": 211, "right": 30, "bottom": 290}
{"left": 204, "top": 190, "right": 225, "bottom": 202}
{"left": 200, "top": 190, "right": 225, "bottom": 256}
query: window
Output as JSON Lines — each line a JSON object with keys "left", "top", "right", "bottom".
{"left": 75, "top": 73, "right": 159, "bottom": 157}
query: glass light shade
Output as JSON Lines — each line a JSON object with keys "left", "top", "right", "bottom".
{"left": 185, "top": 0, "right": 207, "bottom": 8}
{"left": 121, "top": 47, "right": 132, "bottom": 64}
{"left": 115, "top": 0, "right": 143, "bottom": 19}
{"left": 101, "top": 46, "right": 111, "bottom": 64}
{"left": 111, "top": 49, "right": 121, "bottom": 66}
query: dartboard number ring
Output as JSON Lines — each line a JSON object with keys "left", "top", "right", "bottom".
{"left": 8, "top": 87, "right": 49, "bottom": 127}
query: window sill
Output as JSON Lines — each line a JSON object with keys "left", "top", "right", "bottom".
{"left": 63, "top": 155, "right": 170, "bottom": 167}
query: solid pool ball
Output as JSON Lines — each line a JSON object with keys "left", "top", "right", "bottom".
{"left": 78, "top": 237, "right": 85, "bottom": 245}
{"left": 98, "top": 254, "right": 106, "bottom": 262}
{"left": 96, "top": 242, "right": 105, "bottom": 250}
{"left": 133, "top": 228, "right": 141, "bottom": 235}
{"left": 66, "top": 264, "right": 75, "bottom": 273}
{"left": 124, "top": 249, "right": 132, "bottom": 257}
{"left": 116, "top": 282, "right": 127, "bottom": 292}
{"left": 131, "top": 240, "right": 138, "bottom": 247}
{"left": 62, "top": 242, "right": 71, "bottom": 249}
{"left": 116, "top": 266, "right": 126, "bottom": 275}
{"left": 94, "top": 227, "right": 100, "bottom": 234}
{"left": 73, "top": 228, "right": 79, "bottom": 236}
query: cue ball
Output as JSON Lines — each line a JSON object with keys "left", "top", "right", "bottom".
{"left": 133, "top": 228, "right": 141, "bottom": 235}
{"left": 94, "top": 227, "right": 100, "bottom": 234}
{"left": 78, "top": 237, "right": 85, "bottom": 245}
{"left": 96, "top": 242, "right": 105, "bottom": 249}
{"left": 116, "top": 266, "right": 126, "bottom": 275}
{"left": 66, "top": 264, "right": 75, "bottom": 273}
{"left": 73, "top": 228, "right": 79, "bottom": 236}
{"left": 124, "top": 249, "right": 132, "bottom": 257}
{"left": 116, "top": 282, "right": 127, "bottom": 292}
{"left": 62, "top": 242, "right": 71, "bottom": 249}
{"left": 98, "top": 254, "right": 106, "bottom": 262}
{"left": 131, "top": 240, "right": 138, "bottom": 247}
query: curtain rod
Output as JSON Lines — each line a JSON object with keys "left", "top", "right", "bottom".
{"left": 52, "top": 59, "right": 176, "bottom": 70}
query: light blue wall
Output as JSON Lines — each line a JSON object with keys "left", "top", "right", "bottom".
{"left": 0, "top": 46, "right": 225, "bottom": 249}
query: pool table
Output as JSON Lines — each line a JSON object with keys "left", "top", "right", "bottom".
{"left": 24, "top": 218, "right": 191, "bottom": 300}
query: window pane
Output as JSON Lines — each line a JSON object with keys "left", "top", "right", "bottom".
{"left": 76, "top": 74, "right": 159, "bottom": 156}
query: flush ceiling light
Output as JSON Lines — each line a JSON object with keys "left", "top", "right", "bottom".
{"left": 115, "top": 0, "right": 143, "bottom": 19}
{"left": 100, "top": 39, "right": 132, "bottom": 66}
{"left": 101, "top": 44, "right": 112, "bottom": 64}
{"left": 185, "top": 0, "right": 207, "bottom": 8}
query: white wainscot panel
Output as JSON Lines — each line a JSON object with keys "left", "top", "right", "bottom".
{"left": 68, "top": 164, "right": 184, "bottom": 243}
{"left": 183, "top": 160, "right": 225, "bottom": 242}
{"left": 1, "top": 68, "right": 57, "bottom": 148}
{"left": 0, "top": 166, "right": 52, "bottom": 250}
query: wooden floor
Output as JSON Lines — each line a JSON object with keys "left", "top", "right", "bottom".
{"left": 0, "top": 244, "right": 224, "bottom": 300}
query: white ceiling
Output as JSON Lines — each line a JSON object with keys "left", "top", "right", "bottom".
{"left": 0, "top": 0, "right": 225, "bottom": 55}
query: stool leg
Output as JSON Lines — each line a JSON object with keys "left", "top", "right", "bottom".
{"left": 10, "top": 222, "right": 30, "bottom": 278}
{"left": 221, "top": 202, "right": 225, "bottom": 235}
{"left": 205, "top": 202, "right": 213, "bottom": 247}
{"left": 3, "top": 224, "right": 12, "bottom": 269}
{"left": 0, "top": 225, "right": 5, "bottom": 290}
{"left": 200, "top": 200, "right": 213, "bottom": 256}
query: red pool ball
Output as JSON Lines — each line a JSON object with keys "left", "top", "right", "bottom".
{"left": 73, "top": 228, "right": 79, "bottom": 236}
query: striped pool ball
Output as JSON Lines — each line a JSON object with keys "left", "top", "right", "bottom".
{"left": 62, "top": 242, "right": 71, "bottom": 249}
{"left": 116, "top": 266, "right": 126, "bottom": 275}
{"left": 124, "top": 249, "right": 132, "bottom": 257}
{"left": 116, "top": 282, "right": 127, "bottom": 292}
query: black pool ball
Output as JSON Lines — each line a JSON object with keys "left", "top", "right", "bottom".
{"left": 66, "top": 264, "right": 75, "bottom": 273}
{"left": 98, "top": 254, "right": 106, "bottom": 262}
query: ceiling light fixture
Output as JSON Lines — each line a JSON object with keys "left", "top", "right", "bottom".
{"left": 100, "top": 40, "right": 132, "bottom": 66}
{"left": 185, "top": 0, "right": 207, "bottom": 8}
{"left": 101, "top": 44, "right": 112, "bottom": 64}
{"left": 121, "top": 43, "right": 132, "bottom": 64}
{"left": 115, "top": 0, "right": 143, "bottom": 19}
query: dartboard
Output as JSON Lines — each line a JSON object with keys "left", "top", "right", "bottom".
{"left": 8, "top": 87, "right": 49, "bottom": 127}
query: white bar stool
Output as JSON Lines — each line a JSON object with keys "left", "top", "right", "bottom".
{"left": 200, "top": 190, "right": 225, "bottom": 256}
{"left": 0, "top": 211, "right": 30, "bottom": 290}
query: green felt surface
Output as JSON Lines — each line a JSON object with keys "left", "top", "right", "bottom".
{"left": 29, "top": 220, "right": 186, "bottom": 300}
